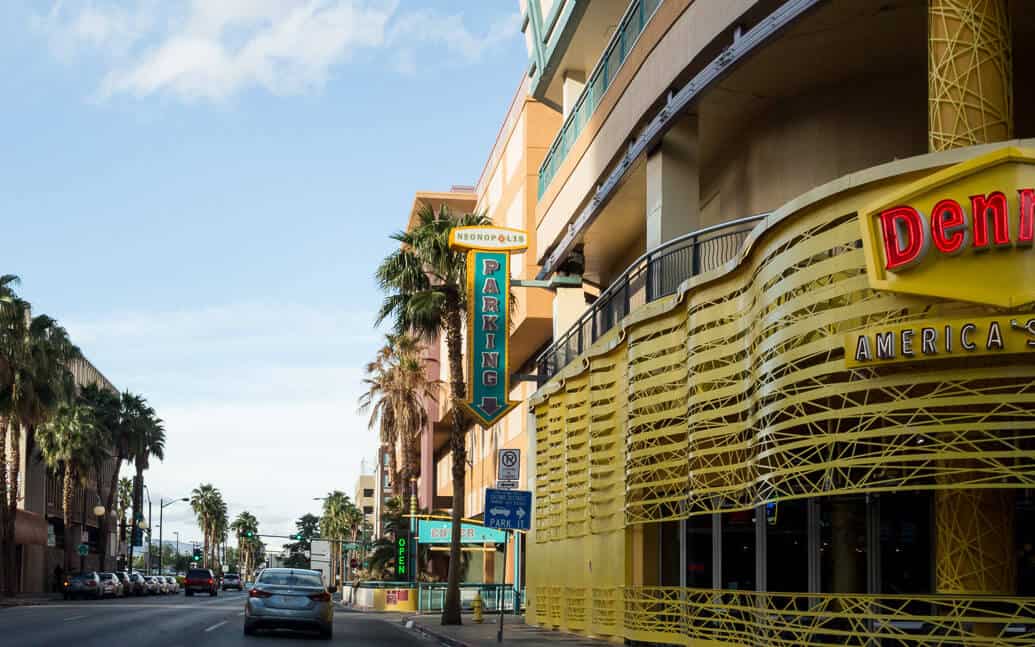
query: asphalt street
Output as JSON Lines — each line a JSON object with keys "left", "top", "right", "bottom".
{"left": 0, "top": 591, "right": 435, "bottom": 646}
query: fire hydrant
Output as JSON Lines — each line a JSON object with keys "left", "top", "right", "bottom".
{"left": 472, "top": 594, "right": 484, "bottom": 623}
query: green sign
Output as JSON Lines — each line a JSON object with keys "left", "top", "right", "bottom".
{"left": 77, "top": 543, "right": 88, "bottom": 557}
{"left": 449, "top": 226, "right": 528, "bottom": 428}
{"left": 395, "top": 537, "right": 407, "bottom": 578}
{"left": 417, "top": 519, "right": 506, "bottom": 544}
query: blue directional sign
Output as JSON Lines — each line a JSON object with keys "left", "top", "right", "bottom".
{"left": 484, "top": 488, "right": 532, "bottom": 531}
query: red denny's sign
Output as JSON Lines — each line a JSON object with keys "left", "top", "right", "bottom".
{"left": 859, "top": 147, "right": 1035, "bottom": 307}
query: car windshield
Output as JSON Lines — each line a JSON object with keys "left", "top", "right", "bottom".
{"left": 99, "top": 574, "right": 113, "bottom": 580}
{"left": 257, "top": 571, "right": 322, "bottom": 587}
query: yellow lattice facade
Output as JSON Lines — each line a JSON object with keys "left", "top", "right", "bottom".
{"left": 526, "top": 143, "right": 1035, "bottom": 644}
{"left": 929, "top": 0, "right": 1012, "bottom": 151}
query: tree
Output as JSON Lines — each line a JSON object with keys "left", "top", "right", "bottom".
{"left": 78, "top": 384, "right": 129, "bottom": 572}
{"left": 359, "top": 334, "right": 436, "bottom": 505}
{"left": 231, "top": 511, "right": 261, "bottom": 579}
{"left": 0, "top": 282, "right": 80, "bottom": 594}
{"left": 285, "top": 513, "right": 320, "bottom": 568}
{"left": 320, "top": 492, "right": 350, "bottom": 586}
{"left": 190, "top": 484, "right": 226, "bottom": 569}
{"left": 126, "top": 399, "right": 164, "bottom": 564}
{"left": 375, "top": 204, "right": 492, "bottom": 624}
{"left": 35, "top": 402, "right": 107, "bottom": 572}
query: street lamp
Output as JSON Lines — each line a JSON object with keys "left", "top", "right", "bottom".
{"left": 158, "top": 497, "right": 189, "bottom": 574}
{"left": 142, "top": 485, "right": 153, "bottom": 574}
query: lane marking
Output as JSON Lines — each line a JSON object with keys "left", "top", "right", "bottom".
{"left": 237, "top": 611, "right": 245, "bottom": 616}
{"left": 63, "top": 615, "right": 87, "bottom": 621}
{"left": 203, "top": 620, "right": 228, "bottom": 633}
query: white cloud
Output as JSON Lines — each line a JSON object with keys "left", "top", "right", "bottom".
{"left": 32, "top": 0, "right": 521, "bottom": 102}
{"left": 63, "top": 301, "right": 384, "bottom": 543}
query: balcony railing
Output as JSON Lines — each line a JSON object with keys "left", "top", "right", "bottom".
{"left": 536, "top": 214, "right": 766, "bottom": 386}
{"left": 537, "top": 0, "right": 664, "bottom": 199}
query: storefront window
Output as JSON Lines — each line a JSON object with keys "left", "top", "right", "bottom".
{"left": 767, "top": 499, "right": 808, "bottom": 593}
{"left": 660, "top": 520, "right": 681, "bottom": 586}
{"left": 687, "top": 515, "right": 713, "bottom": 588}
{"left": 880, "top": 492, "right": 932, "bottom": 594}
{"left": 722, "top": 510, "right": 755, "bottom": 590}
{"left": 820, "top": 496, "right": 867, "bottom": 593}
{"left": 1018, "top": 492, "right": 1035, "bottom": 596}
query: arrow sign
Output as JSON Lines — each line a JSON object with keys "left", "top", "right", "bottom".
{"left": 449, "top": 227, "right": 528, "bottom": 429}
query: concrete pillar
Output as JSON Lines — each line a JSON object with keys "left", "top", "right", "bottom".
{"left": 552, "top": 287, "right": 585, "bottom": 342}
{"left": 646, "top": 114, "right": 699, "bottom": 250}
{"left": 483, "top": 543, "right": 496, "bottom": 583}
{"left": 928, "top": 1, "right": 1016, "bottom": 616}
{"left": 561, "top": 71, "right": 586, "bottom": 119}
{"left": 928, "top": 0, "right": 1012, "bottom": 151}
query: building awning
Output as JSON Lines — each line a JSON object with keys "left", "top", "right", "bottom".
{"left": 14, "top": 509, "right": 48, "bottom": 546}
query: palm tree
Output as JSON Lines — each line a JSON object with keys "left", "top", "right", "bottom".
{"left": 375, "top": 204, "right": 492, "bottom": 624}
{"left": 79, "top": 384, "right": 134, "bottom": 571}
{"left": 35, "top": 402, "right": 107, "bottom": 572}
{"left": 0, "top": 283, "right": 80, "bottom": 594}
{"left": 127, "top": 400, "right": 164, "bottom": 563}
{"left": 190, "top": 484, "right": 218, "bottom": 568}
{"left": 359, "top": 334, "right": 436, "bottom": 505}
{"left": 230, "top": 511, "right": 260, "bottom": 579}
{"left": 320, "top": 491, "right": 350, "bottom": 586}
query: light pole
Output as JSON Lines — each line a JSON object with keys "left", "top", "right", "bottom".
{"left": 173, "top": 531, "right": 180, "bottom": 569}
{"left": 158, "top": 497, "right": 189, "bottom": 574}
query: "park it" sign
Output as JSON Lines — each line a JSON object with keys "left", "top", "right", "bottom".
{"left": 859, "top": 147, "right": 1035, "bottom": 307}
{"left": 449, "top": 226, "right": 527, "bottom": 427}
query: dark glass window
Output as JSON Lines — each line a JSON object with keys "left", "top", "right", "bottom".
{"left": 659, "top": 521, "right": 681, "bottom": 586}
{"left": 767, "top": 499, "right": 808, "bottom": 593}
{"left": 722, "top": 510, "right": 755, "bottom": 590}
{"left": 880, "top": 492, "right": 932, "bottom": 594}
{"left": 820, "top": 496, "right": 867, "bottom": 593}
{"left": 1018, "top": 492, "right": 1035, "bottom": 596}
{"left": 686, "top": 515, "right": 712, "bottom": 588}
{"left": 363, "top": 488, "right": 374, "bottom": 498}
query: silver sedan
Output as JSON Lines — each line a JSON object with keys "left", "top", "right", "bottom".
{"left": 243, "top": 568, "right": 334, "bottom": 639}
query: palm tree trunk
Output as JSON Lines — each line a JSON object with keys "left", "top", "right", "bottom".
{"left": 102, "top": 453, "right": 123, "bottom": 572}
{"left": 132, "top": 469, "right": 144, "bottom": 572}
{"left": 63, "top": 468, "right": 74, "bottom": 573}
{"left": 2, "top": 418, "right": 21, "bottom": 595}
{"left": 0, "top": 415, "right": 10, "bottom": 596}
{"left": 441, "top": 297, "right": 467, "bottom": 626}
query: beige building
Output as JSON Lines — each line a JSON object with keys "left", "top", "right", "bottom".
{"left": 353, "top": 471, "right": 375, "bottom": 529}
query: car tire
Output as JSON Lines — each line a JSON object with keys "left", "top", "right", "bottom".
{"left": 319, "top": 625, "right": 332, "bottom": 640}
{"left": 243, "top": 621, "right": 257, "bottom": 636}
{"left": 186, "top": 590, "right": 193, "bottom": 597}
{"left": 210, "top": 590, "right": 217, "bottom": 597}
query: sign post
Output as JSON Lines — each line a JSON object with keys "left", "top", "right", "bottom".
{"left": 448, "top": 227, "right": 529, "bottom": 428}
{"left": 484, "top": 488, "right": 531, "bottom": 642}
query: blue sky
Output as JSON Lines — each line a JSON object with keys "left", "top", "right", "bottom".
{"left": 0, "top": 1, "right": 529, "bottom": 550}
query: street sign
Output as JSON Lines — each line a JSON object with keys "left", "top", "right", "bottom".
{"left": 497, "top": 448, "right": 520, "bottom": 481}
{"left": 417, "top": 519, "right": 507, "bottom": 544}
{"left": 484, "top": 488, "right": 532, "bottom": 531}
{"left": 449, "top": 227, "right": 529, "bottom": 428}
{"left": 77, "top": 543, "right": 89, "bottom": 557}
{"left": 496, "top": 479, "right": 519, "bottom": 489}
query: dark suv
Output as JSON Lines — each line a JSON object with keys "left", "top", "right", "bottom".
{"left": 221, "top": 573, "right": 242, "bottom": 591}
{"left": 184, "top": 568, "right": 217, "bottom": 597}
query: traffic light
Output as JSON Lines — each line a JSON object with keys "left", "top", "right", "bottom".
{"left": 192, "top": 548, "right": 202, "bottom": 562}
{"left": 243, "top": 530, "right": 255, "bottom": 538}
{"left": 291, "top": 533, "right": 303, "bottom": 540}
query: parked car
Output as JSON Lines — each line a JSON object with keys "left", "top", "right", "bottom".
{"left": 244, "top": 568, "right": 334, "bottom": 639}
{"left": 165, "top": 576, "right": 179, "bottom": 593}
{"left": 64, "top": 572, "right": 102, "bottom": 600}
{"left": 143, "top": 576, "right": 160, "bottom": 595}
{"left": 184, "top": 568, "right": 217, "bottom": 597}
{"left": 115, "top": 572, "right": 133, "bottom": 596}
{"left": 221, "top": 573, "right": 242, "bottom": 591}
{"left": 127, "top": 572, "right": 146, "bottom": 596}
{"left": 98, "top": 572, "right": 122, "bottom": 598}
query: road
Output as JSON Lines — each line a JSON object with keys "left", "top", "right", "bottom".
{"left": 0, "top": 590, "right": 435, "bottom": 646}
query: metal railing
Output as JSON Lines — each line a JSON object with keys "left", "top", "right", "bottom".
{"left": 416, "top": 583, "right": 525, "bottom": 613}
{"left": 537, "top": 0, "right": 664, "bottom": 199}
{"left": 536, "top": 214, "right": 767, "bottom": 386}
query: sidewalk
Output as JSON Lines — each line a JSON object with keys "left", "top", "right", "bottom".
{"left": 0, "top": 593, "right": 62, "bottom": 608}
{"left": 405, "top": 613, "right": 610, "bottom": 646}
